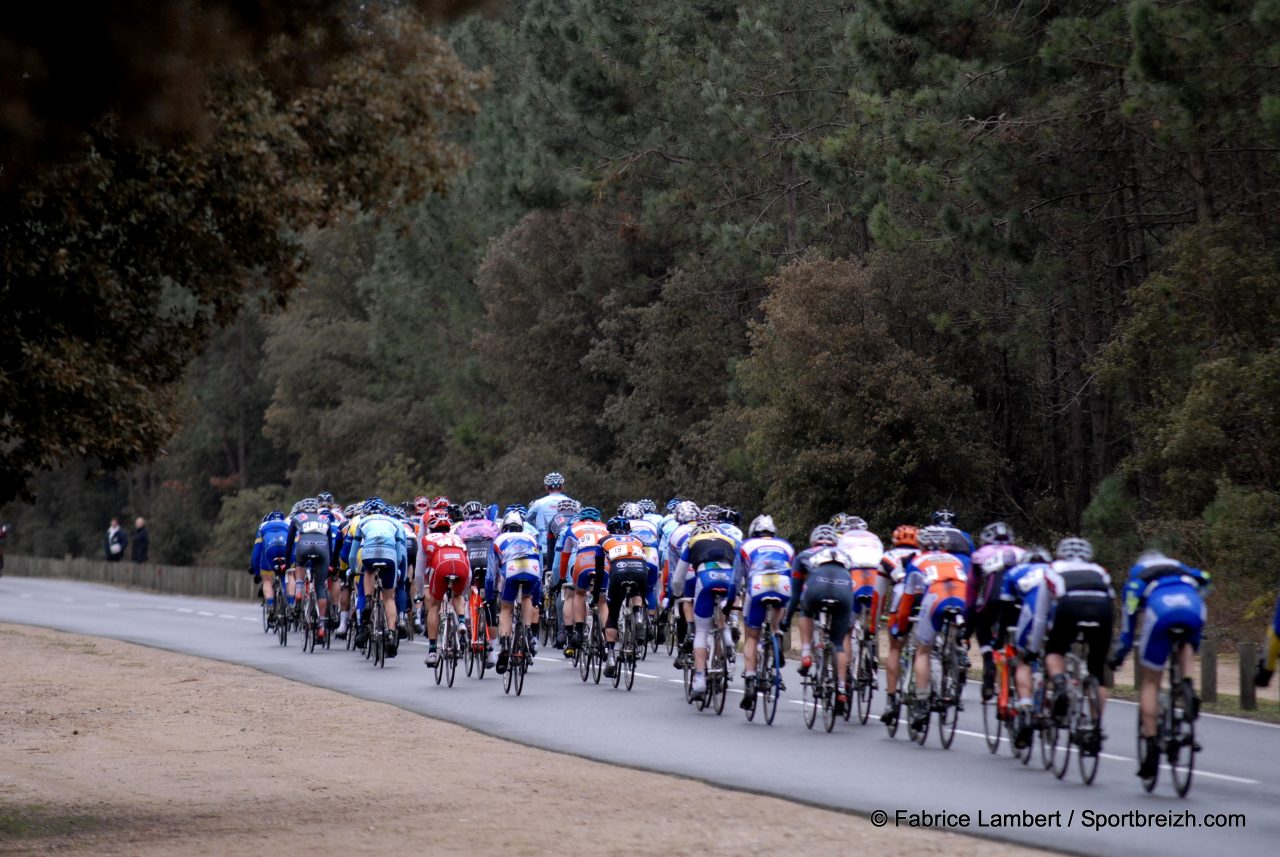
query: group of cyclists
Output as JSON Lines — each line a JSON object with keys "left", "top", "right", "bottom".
{"left": 246, "top": 471, "right": 1268, "bottom": 788}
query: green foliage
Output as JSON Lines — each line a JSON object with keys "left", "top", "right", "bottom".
{"left": 1081, "top": 474, "right": 1143, "bottom": 570}
{"left": 205, "top": 485, "right": 290, "bottom": 569}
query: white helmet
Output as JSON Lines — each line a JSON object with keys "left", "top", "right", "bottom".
{"left": 501, "top": 511, "right": 524, "bottom": 533}
{"left": 674, "top": 500, "right": 700, "bottom": 524}
{"left": 748, "top": 514, "right": 776, "bottom": 538}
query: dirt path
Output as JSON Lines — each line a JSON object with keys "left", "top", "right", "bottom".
{"left": 0, "top": 623, "right": 1056, "bottom": 857}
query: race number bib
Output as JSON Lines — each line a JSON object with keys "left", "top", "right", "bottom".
{"left": 751, "top": 572, "right": 792, "bottom": 597}
{"left": 300, "top": 520, "right": 327, "bottom": 534}
{"left": 509, "top": 558, "right": 538, "bottom": 574}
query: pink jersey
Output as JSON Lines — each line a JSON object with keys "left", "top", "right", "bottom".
{"left": 453, "top": 519, "right": 499, "bottom": 542}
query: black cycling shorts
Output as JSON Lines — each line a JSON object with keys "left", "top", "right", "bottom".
{"left": 800, "top": 574, "right": 854, "bottom": 652}
{"left": 1045, "top": 595, "right": 1113, "bottom": 681}
{"left": 605, "top": 565, "right": 648, "bottom": 631}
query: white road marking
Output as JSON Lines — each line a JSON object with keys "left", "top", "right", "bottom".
{"left": 176, "top": 608, "right": 193, "bottom": 614}
{"left": 196, "top": 611, "right": 215, "bottom": 616}
{"left": 218, "top": 614, "right": 237, "bottom": 619}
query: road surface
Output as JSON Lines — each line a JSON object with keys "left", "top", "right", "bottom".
{"left": 2, "top": 577, "right": 1275, "bottom": 857}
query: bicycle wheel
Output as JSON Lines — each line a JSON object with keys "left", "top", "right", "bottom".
{"left": 712, "top": 634, "right": 728, "bottom": 715}
{"left": 444, "top": 615, "right": 459, "bottom": 688}
{"left": 612, "top": 621, "right": 625, "bottom": 690}
{"left": 591, "top": 623, "right": 604, "bottom": 684}
{"left": 855, "top": 635, "right": 874, "bottom": 725}
{"left": 802, "top": 651, "right": 820, "bottom": 730}
{"left": 433, "top": 624, "right": 446, "bottom": 685}
{"left": 982, "top": 687, "right": 1003, "bottom": 754}
{"left": 823, "top": 644, "right": 838, "bottom": 733}
{"left": 665, "top": 612, "right": 676, "bottom": 656}
{"left": 261, "top": 599, "right": 270, "bottom": 633}
{"left": 514, "top": 635, "right": 527, "bottom": 696}
{"left": 372, "top": 601, "right": 387, "bottom": 668}
{"left": 683, "top": 658, "right": 694, "bottom": 704}
{"left": 277, "top": 604, "right": 288, "bottom": 647}
{"left": 937, "top": 643, "right": 960, "bottom": 749}
{"left": 623, "top": 625, "right": 637, "bottom": 691}
{"left": 476, "top": 622, "right": 489, "bottom": 680}
{"left": 1077, "top": 678, "right": 1101, "bottom": 785}
{"left": 503, "top": 637, "right": 515, "bottom": 695}
{"left": 1170, "top": 679, "right": 1196, "bottom": 797}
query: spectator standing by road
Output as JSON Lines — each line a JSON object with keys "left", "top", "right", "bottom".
{"left": 106, "top": 518, "right": 128, "bottom": 562}
{"left": 131, "top": 517, "right": 149, "bottom": 563}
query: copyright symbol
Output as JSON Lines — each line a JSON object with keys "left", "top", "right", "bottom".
{"left": 871, "top": 810, "right": 889, "bottom": 827}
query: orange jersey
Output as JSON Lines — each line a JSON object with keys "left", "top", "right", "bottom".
{"left": 599, "top": 533, "right": 648, "bottom": 568}
{"left": 560, "top": 520, "right": 610, "bottom": 578}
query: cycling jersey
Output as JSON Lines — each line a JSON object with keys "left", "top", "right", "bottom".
{"left": 788, "top": 547, "right": 855, "bottom": 650}
{"left": 903, "top": 549, "right": 970, "bottom": 646}
{"left": 676, "top": 530, "right": 739, "bottom": 620}
{"left": 250, "top": 519, "right": 291, "bottom": 575}
{"left": 967, "top": 544, "right": 1026, "bottom": 649}
{"left": 559, "top": 519, "right": 609, "bottom": 589}
{"left": 1002, "top": 558, "right": 1053, "bottom": 655}
{"left": 527, "top": 491, "right": 573, "bottom": 537}
{"left": 286, "top": 512, "right": 336, "bottom": 592}
{"left": 490, "top": 530, "right": 543, "bottom": 603}
{"left": 735, "top": 536, "right": 795, "bottom": 630}
{"left": 665, "top": 522, "right": 697, "bottom": 598}
{"left": 597, "top": 533, "right": 650, "bottom": 628}
{"left": 1117, "top": 555, "right": 1210, "bottom": 671}
{"left": 346, "top": 513, "right": 407, "bottom": 590}
{"left": 418, "top": 531, "right": 470, "bottom": 601}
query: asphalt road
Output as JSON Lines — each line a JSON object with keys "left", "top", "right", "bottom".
{"left": 2, "top": 577, "right": 1276, "bottom": 857}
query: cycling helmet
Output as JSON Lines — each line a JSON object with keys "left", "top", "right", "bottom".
{"left": 1055, "top": 537, "right": 1093, "bottom": 561}
{"left": 700, "top": 504, "right": 722, "bottom": 522}
{"left": 317, "top": 492, "right": 334, "bottom": 505}
{"left": 504, "top": 504, "right": 528, "bottom": 518}
{"left": 638, "top": 499, "right": 657, "bottom": 515}
{"left": 829, "top": 512, "right": 851, "bottom": 530}
{"left": 262, "top": 510, "right": 285, "bottom": 523}
{"left": 979, "top": 521, "right": 1014, "bottom": 546}
{"left": 606, "top": 516, "right": 631, "bottom": 534}
{"left": 621, "top": 502, "right": 643, "bottom": 520}
{"left": 578, "top": 506, "right": 602, "bottom": 522}
{"left": 431, "top": 496, "right": 450, "bottom": 510}
{"left": 932, "top": 508, "right": 957, "bottom": 527}
{"left": 556, "top": 498, "right": 581, "bottom": 516}
{"left": 445, "top": 503, "right": 463, "bottom": 523}
{"left": 501, "top": 511, "right": 524, "bottom": 533}
{"left": 692, "top": 522, "right": 720, "bottom": 537}
{"left": 398, "top": 501, "right": 414, "bottom": 516}
{"left": 1025, "top": 546, "right": 1053, "bottom": 564}
{"left": 917, "top": 526, "right": 950, "bottom": 551}
{"left": 665, "top": 498, "right": 680, "bottom": 513}
{"left": 891, "top": 525, "right": 919, "bottom": 548}
{"left": 721, "top": 507, "right": 741, "bottom": 526}
{"left": 428, "top": 515, "right": 452, "bottom": 533}
{"left": 413, "top": 495, "right": 430, "bottom": 513}
{"left": 461, "top": 500, "right": 484, "bottom": 520}
{"left": 342, "top": 504, "right": 359, "bottom": 518}
{"left": 674, "top": 501, "right": 699, "bottom": 524}
{"left": 544, "top": 472, "right": 565, "bottom": 490}
{"left": 809, "top": 525, "right": 838, "bottom": 547}
{"left": 299, "top": 497, "right": 319, "bottom": 514}
{"left": 748, "top": 515, "right": 776, "bottom": 538}
{"left": 846, "top": 516, "right": 869, "bottom": 531}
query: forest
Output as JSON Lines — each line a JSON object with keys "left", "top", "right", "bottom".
{"left": 3, "top": 1, "right": 1278, "bottom": 638}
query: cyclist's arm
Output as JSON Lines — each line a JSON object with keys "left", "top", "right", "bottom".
{"left": 250, "top": 531, "right": 264, "bottom": 574}
{"left": 1114, "top": 573, "right": 1145, "bottom": 657}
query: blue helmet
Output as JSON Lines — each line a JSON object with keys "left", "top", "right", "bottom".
{"left": 262, "top": 510, "right": 285, "bottom": 523}
{"left": 504, "top": 503, "right": 528, "bottom": 516}
{"left": 578, "top": 506, "right": 602, "bottom": 522}
{"left": 665, "top": 498, "right": 680, "bottom": 512}
{"left": 606, "top": 516, "right": 631, "bottom": 534}
{"left": 363, "top": 498, "right": 386, "bottom": 516}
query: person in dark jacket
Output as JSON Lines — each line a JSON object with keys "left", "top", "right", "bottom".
{"left": 106, "top": 518, "right": 128, "bottom": 562}
{"left": 131, "top": 517, "right": 149, "bottom": 563}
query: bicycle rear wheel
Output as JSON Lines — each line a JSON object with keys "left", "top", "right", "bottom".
{"left": 823, "top": 644, "right": 837, "bottom": 733}
{"left": 802, "top": 648, "right": 821, "bottom": 729}
{"left": 1170, "top": 679, "right": 1196, "bottom": 797}
{"left": 982, "top": 693, "right": 1002, "bottom": 753}
{"left": 591, "top": 623, "right": 604, "bottom": 684}
{"left": 623, "top": 629, "right": 636, "bottom": 691}
{"left": 1077, "top": 678, "right": 1101, "bottom": 785}
{"left": 514, "top": 635, "right": 527, "bottom": 696}
{"left": 444, "top": 614, "right": 459, "bottom": 687}
{"left": 855, "top": 635, "right": 875, "bottom": 725}
{"left": 712, "top": 636, "right": 728, "bottom": 716}
{"left": 261, "top": 599, "right": 270, "bottom": 633}
{"left": 937, "top": 643, "right": 960, "bottom": 749}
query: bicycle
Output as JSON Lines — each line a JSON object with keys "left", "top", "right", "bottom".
{"left": 299, "top": 558, "right": 321, "bottom": 654}
{"left": 1140, "top": 625, "right": 1200, "bottom": 797}
{"left": 982, "top": 637, "right": 1018, "bottom": 755}
{"left": 927, "top": 607, "right": 966, "bottom": 749}
{"left": 464, "top": 584, "right": 490, "bottom": 679}
{"left": 503, "top": 581, "right": 531, "bottom": 696}
{"left": 1012, "top": 654, "right": 1054, "bottom": 767}
{"left": 577, "top": 578, "right": 605, "bottom": 685}
{"left": 433, "top": 575, "right": 463, "bottom": 688}
{"left": 742, "top": 596, "right": 786, "bottom": 725}
{"left": 851, "top": 596, "right": 879, "bottom": 725}
{"left": 1047, "top": 622, "right": 1104, "bottom": 784}
{"left": 884, "top": 618, "right": 917, "bottom": 739}
{"left": 696, "top": 590, "right": 732, "bottom": 715}
{"left": 802, "top": 599, "right": 841, "bottom": 732}
{"left": 366, "top": 564, "right": 391, "bottom": 669}
{"left": 611, "top": 580, "right": 641, "bottom": 691}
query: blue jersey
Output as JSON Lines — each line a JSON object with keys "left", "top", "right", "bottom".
{"left": 527, "top": 492, "right": 573, "bottom": 537}
{"left": 346, "top": 513, "right": 407, "bottom": 576}
{"left": 489, "top": 530, "right": 543, "bottom": 587}
{"left": 251, "top": 520, "right": 290, "bottom": 573}
{"left": 734, "top": 536, "right": 796, "bottom": 589}
{"left": 627, "top": 518, "right": 662, "bottom": 571}
{"left": 1118, "top": 555, "right": 1210, "bottom": 652}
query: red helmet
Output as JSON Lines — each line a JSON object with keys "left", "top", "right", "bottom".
{"left": 431, "top": 496, "right": 451, "bottom": 510}
{"left": 428, "top": 515, "right": 452, "bottom": 533}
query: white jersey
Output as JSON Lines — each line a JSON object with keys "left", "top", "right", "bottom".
{"left": 838, "top": 530, "right": 885, "bottom": 569}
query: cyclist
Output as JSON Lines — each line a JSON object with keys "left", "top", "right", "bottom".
{"left": 250, "top": 511, "right": 290, "bottom": 626}
{"left": 558, "top": 506, "right": 609, "bottom": 658}
{"left": 672, "top": 515, "right": 740, "bottom": 701}
{"left": 1044, "top": 537, "right": 1114, "bottom": 738}
{"left": 898, "top": 526, "right": 971, "bottom": 733}
{"left": 969, "top": 522, "right": 1027, "bottom": 700}
{"left": 391, "top": 505, "right": 416, "bottom": 637}
{"left": 665, "top": 500, "right": 701, "bottom": 666}
{"left": 880, "top": 524, "right": 920, "bottom": 723}
{"left": 334, "top": 503, "right": 365, "bottom": 639}
{"left": 786, "top": 528, "right": 855, "bottom": 715}
{"left": 621, "top": 502, "right": 661, "bottom": 640}
{"left": 346, "top": 499, "right": 408, "bottom": 657}
{"left": 546, "top": 497, "right": 581, "bottom": 648}
{"left": 1109, "top": 550, "right": 1210, "bottom": 779}
{"left": 835, "top": 515, "right": 890, "bottom": 647}
{"left": 735, "top": 515, "right": 795, "bottom": 709}
{"left": 718, "top": 507, "right": 744, "bottom": 543}
{"left": 931, "top": 508, "right": 974, "bottom": 556}
{"left": 638, "top": 499, "right": 665, "bottom": 533}
{"left": 1002, "top": 547, "right": 1054, "bottom": 748}
{"left": 596, "top": 516, "right": 651, "bottom": 677}
{"left": 456, "top": 500, "right": 500, "bottom": 666}
{"left": 489, "top": 511, "right": 543, "bottom": 674}
{"left": 527, "top": 472, "right": 572, "bottom": 538}
{"left": 1257, "top": 592, "right": 1280, "bottom": 687}
{"left": 286, "top": 498, "right": 334, "bottom": 639}
{"left": 418, "top": 514, "right": 471, "bottom": 667}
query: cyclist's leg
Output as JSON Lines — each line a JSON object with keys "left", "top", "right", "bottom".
{"left": 914, "top": 591, "right": 942, "bottom": 691}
